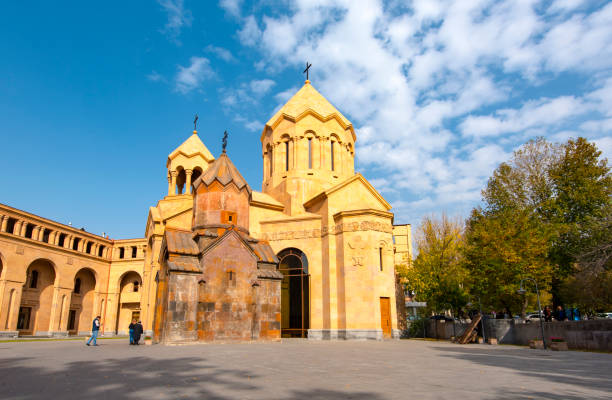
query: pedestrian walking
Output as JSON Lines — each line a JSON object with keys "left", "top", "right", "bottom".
{"left": 134, "top": 321, "right": 144, "bottom": 345}
{"left": 86, "top": 316, "right": 101, "bottom": 346}
{"left": 544, "top": 306, "right": 553, "bottom": 322}
{"left": 129, "top": 319, "right": 136, "bottom": 345}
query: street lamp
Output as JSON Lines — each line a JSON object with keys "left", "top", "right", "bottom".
{"left": 517, "top": 278, "right": 546, "bottom": 350}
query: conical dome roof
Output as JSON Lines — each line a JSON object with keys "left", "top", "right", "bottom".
{"left": 265, "top": 81, "right": 352, "bottom": 130}
{"left": 167, "top": 131, "right": 214, "bottom": 167}
{"left": 193, "top": 152, "right": 251, "bottom": 194}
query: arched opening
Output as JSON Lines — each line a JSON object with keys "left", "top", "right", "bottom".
{"left": 25, "top": 223, "right": 35, "bottom": 239}
{"left": 191, "top": 167, "right": 203, "bottom": 192}
{"left": 19, "top": 259, "right": 56, "bottom": 335}
{"left": 277, "top": 248, "right": 309, "bottom": 338}
{"left": 0, "top": 254, "right": 3, "bottom": 280}
{"left": 70, "top": 268, "right": 96, "bottom": 335}
{"left": 176, "top": 167, "right": 186, "bottom": 195}
{"left": 72, "top": 237, "right": 81, "bottom": 251}
{"left": 116, "top": 271, "right": 142, "bottom": 334}
{"left": 268, "top": 144, "right": 273, "bottom": 177}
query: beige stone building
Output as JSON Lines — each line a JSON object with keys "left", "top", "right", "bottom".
{"left": 0, "top": 80, "right": 412, "bottom": 340}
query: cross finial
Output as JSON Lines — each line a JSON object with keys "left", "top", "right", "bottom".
{"left": 193, "top": 114, "right": 199, "bottom": 132}
{"left": 222, "top": 130, "right": 228, "bottom": 153}
{"left": 303, "top": 62, "right": 312, "bottom": 82}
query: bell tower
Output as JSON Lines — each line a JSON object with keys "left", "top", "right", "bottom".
{"left": 166, "top": 128, "right": 215, "bottom": 197}
{"left": 261, "top": 80, "right": 356, "bottom": 215}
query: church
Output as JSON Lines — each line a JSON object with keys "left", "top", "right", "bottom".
{"left": 0, "top": 80, "right": 411, "bottom": 341}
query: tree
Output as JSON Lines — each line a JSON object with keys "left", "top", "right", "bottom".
{"left": 463, "top": 207, "right": 552, "bottom": 316}
{"left": 405, "top": 214, "right": 468, "bottom": 315}
{"left": 546, "top": 138, "right": 612, "bottom": 302}
{"left": 464, "top": 136, "right": 611, "bottom": 310}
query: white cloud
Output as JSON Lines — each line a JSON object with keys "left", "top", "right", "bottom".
{"left": 244, "top": 120, "right": 262, "bottom": 132}
{"left": 250, "top": 79, "right": 275, "bottom": 94}
{"left": 147, "top": 71, "right": 164, "bottom": 82}
{"left": 460, "top": 96, "right": 588, "bottom": 137}
{"left": 238, "top": 16, "right": 262, "bottom": 47}
{"left": 205, "top": 45, "right": 236, "bottom": 62}
{"left": 176, "top": 57, "right": 214, "bottom": 94}
{"left": 219, "top": 0, "right": 242, "bottom": 18}
{"left": 158, "top": 0, "right": 192, "bottom": 43}
{"left": 228, "top": 1, "right": 612, "bottom": 224}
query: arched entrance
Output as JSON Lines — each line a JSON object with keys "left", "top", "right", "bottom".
{"left": 69, "top": 268, "right": 96, "bottom": 335}
{"left": 277, "top": 248, "right": 309, "bottom": 338}
{"left": 18, "top": 259, "right": 56, "bottom": 335}
{"left": 116, "top": 271, "right": 142, "bottom": 334}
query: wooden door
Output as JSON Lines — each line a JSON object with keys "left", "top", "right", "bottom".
{"left": 380, "top": 297, "right": 392, "bottom": 338}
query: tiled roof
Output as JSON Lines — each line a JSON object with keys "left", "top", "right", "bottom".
{"left": 165, "top": 229, "right": 199, "bottom": 255}
{"left": 251, "top": 241, "right": 279, "bottom": 264}
{"left": 167, "top": 256, "right": 201, "bottom": 273}
{"left": 193, "top": 152, "right": 251, "bottom": 194}
{"left": 257, "top": 269, "right": 284, "bottom": 280}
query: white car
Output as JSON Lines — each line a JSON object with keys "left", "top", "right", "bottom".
{"left": 525, "top": 313, "right": 543, "bottom": 322}
{"left": 596, "top": 312, "right": 612, "bottom": 319}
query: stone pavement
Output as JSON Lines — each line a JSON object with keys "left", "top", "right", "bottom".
{"left": 0, "top": 338, "right": 610, "bottom": 399}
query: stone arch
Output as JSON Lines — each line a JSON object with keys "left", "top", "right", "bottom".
{"left": 116, "top": 270, "right": 143, "bottom": 334}
{"left": 279, "top": 134, "right": 292, "bottom": 172}
{"left": 18, "top": 259, "right": 57, "bottom": 335}
{"left": 191, "top": 166, "right": 203, "bottom": 192}
{"left": 176, "top": 166, "right": 186, "bottom": 194}
{"left": 304, "top": 130, "right": 320, "bottom": 169}
{"left": 277, "top": 248, "right": 310, "bottom": 338}
{"left": 70, "top": 268, "right": 97, "bottom": 335}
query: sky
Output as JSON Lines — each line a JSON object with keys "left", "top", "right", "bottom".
{"left": 0, "top": 0, "right": 611, "bottom": 239}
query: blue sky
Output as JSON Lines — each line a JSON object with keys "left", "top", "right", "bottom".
{"left": 1, "top": 1, "right": 611, "bottom": 239}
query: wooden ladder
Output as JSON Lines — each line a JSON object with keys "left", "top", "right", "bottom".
{"left": 458, "top": 314, "right": 482, "bottom": 344}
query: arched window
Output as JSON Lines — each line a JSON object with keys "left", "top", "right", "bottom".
{"left": 29, "top": 270, "right": 38, "bottom": 289}
{"left": 308, "top": 138, "right": 312, "bottom": 169}
{"left": 267, "top": 144, "right": 273, "bottom": 177}
{"left": 133, "top": 281, "right": 139, "bottom": 292}
{"left": 379, "top": 247, "right": 383, "bottom": 271}
{"left": 74, "top": 278, "right": 81, "bottom": 294}
{"left": 285, "top": 141, "right": 289, "bottom": 171}
{"left": 331, "top": 140, "right": 335, "bottom": 171}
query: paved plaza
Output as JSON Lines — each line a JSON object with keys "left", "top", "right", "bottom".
{"left": 0, "top": 338, "right": 611, "bottom": 399}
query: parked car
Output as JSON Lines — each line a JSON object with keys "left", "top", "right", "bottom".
{"left": 525, "top": 313, "right": 543, "bottom": 322}
{"left": 596, "top": 312, "right": 612, "bottom": 319}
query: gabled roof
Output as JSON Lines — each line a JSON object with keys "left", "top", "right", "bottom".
{"left": 167, "top": 132, "right": 215, "bottom": 167}
{"left": 263, "top": 81, "right": 355, "bottom": 140}
{"left": 303, "top": 173, "right": 392, "bottom": 210}
{"left": 193, "top": 152, "right": 251, "bottom": 194}
{"left": 201, "top": 229, "right": 277, "bottom": 264}
{"left": 164, "top": 228, "right": 199, "bottom": 255}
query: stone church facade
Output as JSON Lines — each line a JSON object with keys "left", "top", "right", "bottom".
{"left": 0, "top": 80, "right": 411, "bottom": 340}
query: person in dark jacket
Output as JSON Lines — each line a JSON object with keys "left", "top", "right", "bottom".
{"left": 544, "top": 306, "right": 553, "bottom": 322}
{"left": 86, "top": 316, "right": 101, "bottom": 346}
{"left": 128, "top": 320, "right": 136, "bottom": 345}
{"left": 134, "top": 321, "right": 144, "bottom": 345}
{"left": 554, "top": 305, "right": 567, "bottom": 321}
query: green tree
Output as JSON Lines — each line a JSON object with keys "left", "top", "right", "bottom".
{"left": 464, "top": 136, "right": 611, "bottom": 311}
{"left": 463, "top": 207, "right": 552, "bottom": 316}
{"left": 546, "top": 138, "right": 612, "bottom": 302}
{"left": 405, "top": 214, "right": 468, "bottom": 315}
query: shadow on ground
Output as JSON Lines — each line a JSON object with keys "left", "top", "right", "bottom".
{"left": 432, "top": 345, "right": 612, "bottom": 396}
{"left": 0, "top": 355, "right": 385, "bottom": 400}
